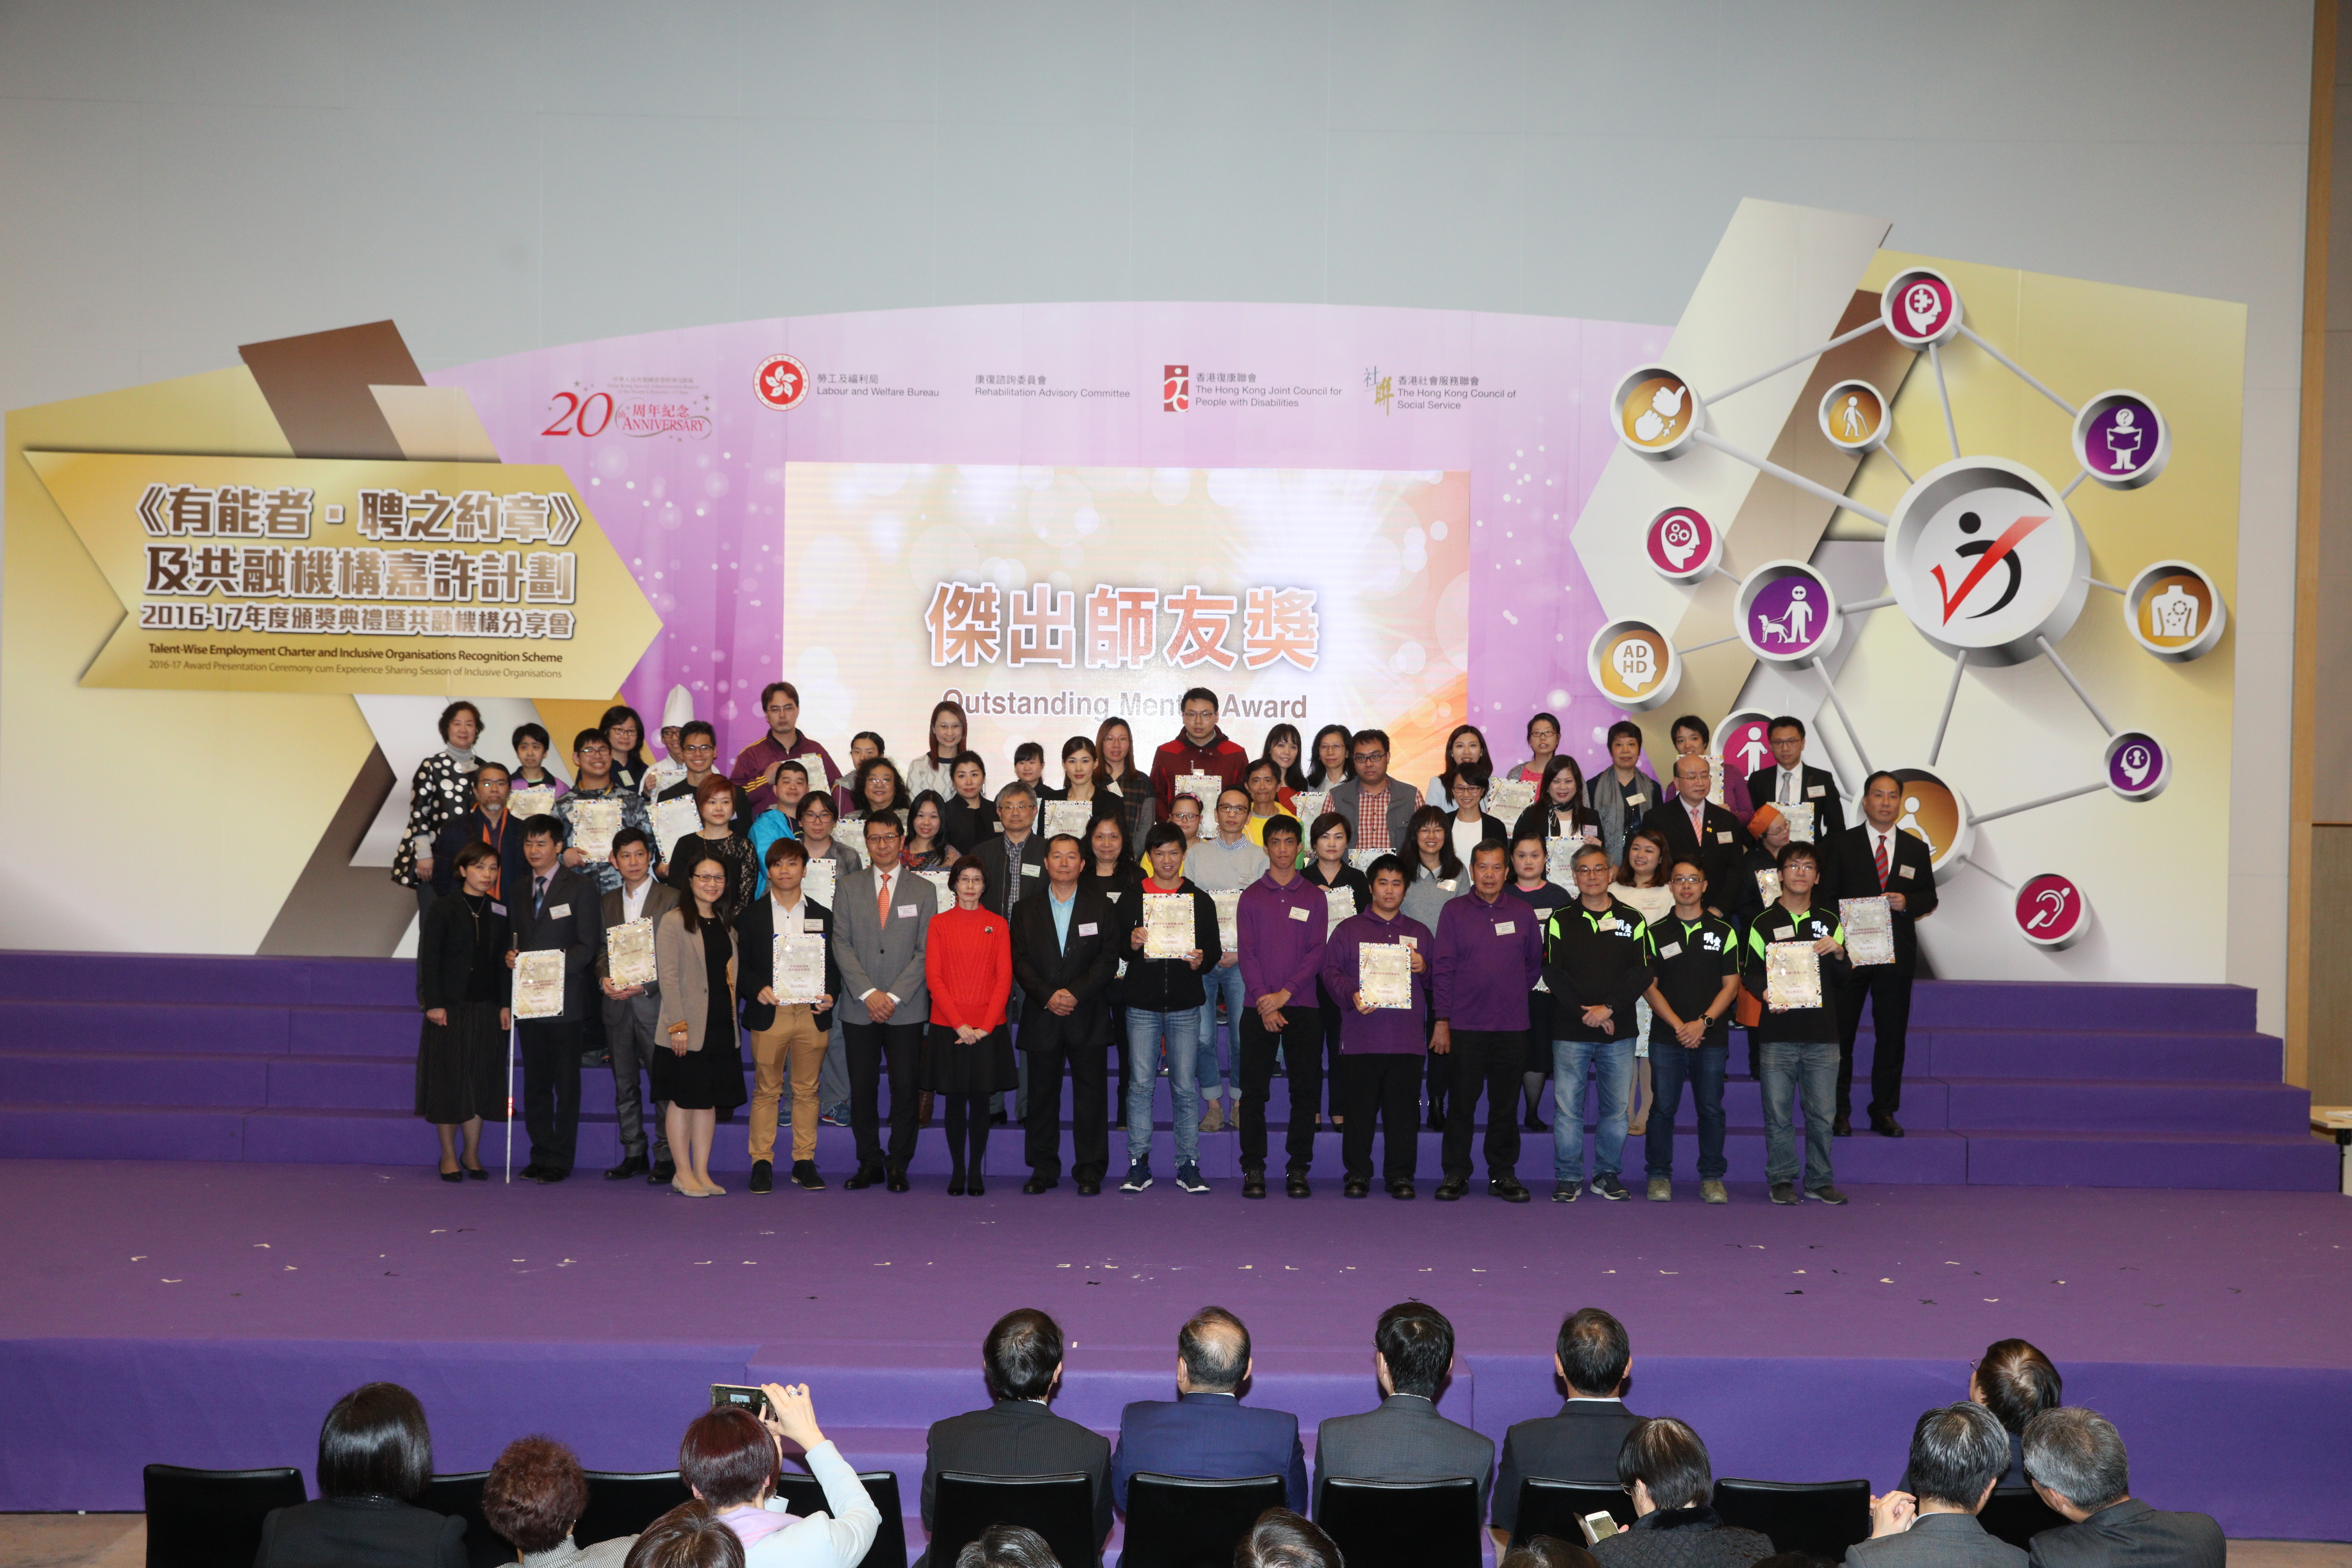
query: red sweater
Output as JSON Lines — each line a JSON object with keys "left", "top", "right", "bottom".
{"left": 1150, "top": 727, "right": 1249, "bottom": 817}
{"left": 924, "top": 904, "right": 1013, "bottom": 1031}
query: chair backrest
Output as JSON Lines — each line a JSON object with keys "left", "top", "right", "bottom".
{"left": 143, "top": 1463, "right": 308, "bottom": 1568}
{"left": 1514, "top": 1478, "right": 1637, "bottom": 1546}
{"left": 1712, "top": 1478, "right": 1872, "bottom": 1559}
{"left": 1316, "top": 1477, "right": 1481, "bottom": 1568}
{"left": 575, "top": 1470, "right": 693, "bottom": 1547}
{"left": 772, "top": 1469, "right": 910, "bottom": 1568}
{"left": 1979, "top": 1486, "right": 2070, "bottom": 1549}
{"left": 932, "top": 1471, "right": 1098, "bottom": 1568}
{"left": 1122, "top": 1473, "right": 1288, "bottom": 1568}
{"left": 419, "top": 1471, "right": 507, "bottom": 1568}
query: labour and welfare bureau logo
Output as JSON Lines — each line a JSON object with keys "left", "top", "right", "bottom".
{"left": 754, "top": 353, "right": 811, "bottom": 412}
{"left": 1163, "top": 365, "right": 1190, "bottom": 412}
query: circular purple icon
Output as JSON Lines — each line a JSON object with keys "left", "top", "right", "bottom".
{"left": 2104, "top": 731, "right": 2169, "bottom": 801}
{"left": 2072, "top": 391, "right": 2169, "bottom": 490}
{"left": 1748, "top": 574, "right": 1827, "bottom": 654}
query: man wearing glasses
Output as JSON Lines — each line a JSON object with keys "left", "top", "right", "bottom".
{"left": 1331, "top": 728, "right": 1423, "bottom": 854}
{"left": 1148, "top": 686, "right": 1250, "bottom": 820}
{"left": 1639, "top": 859, "right": 1742, "bottom": 1203}
{"left": 655, "top": 720, "right": 752, "bottom": 837}
{"left": 1540, "top": 844, "right": 1653, "bottom": 1202}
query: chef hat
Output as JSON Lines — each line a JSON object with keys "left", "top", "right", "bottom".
{"left": 660, "top": 684, "right": 694, "bottom": 731}
{"left": 1747, "top": 802, "right": 1784, "bottom": 837}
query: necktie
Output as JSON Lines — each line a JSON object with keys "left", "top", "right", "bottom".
{"left": 1875, "top": 834, "right": 1889, "bottom": 890}
{"left": 1688, "top": 800, "right": 1704, "bottom": 838}
{"left": 534, "top": 875, "right": 548, "bottom": 915}
{"left": 876, "top": 870, "right": 891, "bottom": 924}
{"left": 1781, "top": 769, "right": 1794, "bottom": 805}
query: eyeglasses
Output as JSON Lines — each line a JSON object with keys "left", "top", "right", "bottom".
{"left": 1668, "top": 873, "right": 1704, "bottom": 885}
{"left": 683, "top": 743, "right": 715, "bottom": 755}
{"left": 1352, "top": 752, "right": 1386, "bottom": 763}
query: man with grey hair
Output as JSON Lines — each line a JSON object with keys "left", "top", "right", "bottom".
{"left": 1109, "top": 1306, "right": 1308, "bottom": 1514}
{"left": 2020, "top": 1410, "right": 2221, "bottom": 1568}
{"left": 1849, "top": 1404, "right": 2025, "bottom": 1567}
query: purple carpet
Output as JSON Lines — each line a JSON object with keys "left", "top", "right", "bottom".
{"left": 2, "top": 1161, "right": 2348, "bottom": 1544}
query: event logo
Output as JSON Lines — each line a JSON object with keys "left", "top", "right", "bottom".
{"left": 2104, "top": 731, "right": 2170, "bottom": 801}
{"left": 1885, "top": 457, "right": 2088, "bottom": 664}
{"left": 1644, "top": 506, "right": 1719, "bottom": 583}
{"left": 1163, "top": 365, "right": 1190, "bottom": 412}
{"left": 1586, "top": 619, "right": 1680, "bottom": 711}
{"left": 926, "top": 580, "right": 1321, "bottom": 673}
{"left": 2014, "top": 872, "right": 2089, "bottom": 950}
{"left": 1734, "top": 561, "right": 1839, "bottom": 665}
{"left": 542, "top": 377, "right": 714, "bottom": 440}
{"left": 753, "top": 353, "right": 810, "bottom": 411}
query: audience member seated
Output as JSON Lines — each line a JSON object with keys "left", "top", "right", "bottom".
{"left": 1502, "top": 1540, "right": 1602, "bottom": 1568}
{"left": 918, "top": 1309, "right": 1113, "bottom": 1558}
{"left": 1590, "top": 1418, "right": 1772, "bottom": 1568}
{"left": 1313, "top": 1301, "right": 1495, "bottom": 1517}
{"left": 483, "top": 1435, "right": 636, "bottom": 1568}
{"left": 1973, "top": 1341, "right": 2062, "bottom": 1487}
{"left": 1234, "top": 1510, "right": 1344, "bottom": 1568}
{"left": 954, "top": 1526, "right": 1061, "bottom": 1568}
{"left": 1494, "top": 1308, "right": 1642, "bottom": 1538}
{"left": 676, "top": 1385, "right": 879, "bottom": 1568}
{"left": 254, "top": 1382, "right": 466, "bottom": 1568}
{"left": 1852, "top": 1404, "right": 2025, "bottom": 1568}
{"left": 2020, "top": 1410, "right": 2222, "bottom": 1568}
{"left": 624, "top": 1503, "right": 743, "bottom": 1568}
{"left": 1110, "top": 1306, "right": 1308, "bottom": 1513}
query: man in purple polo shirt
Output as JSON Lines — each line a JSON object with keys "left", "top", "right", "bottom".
{"left": 1320, "top": 855, "right": 1434, "bottom": 1200}
{"left": 1236, "top": 813, "right": 1328, "bottom": 1200}
{"left": 1431, "top": 841, "right": 1543, "bottom": 1203}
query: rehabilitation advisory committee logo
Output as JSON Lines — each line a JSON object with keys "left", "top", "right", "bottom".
{"left": 754, "top": 353, "right": 810, "bottom": 412}
{"left": 1163, "top": 365, "right": 1190, "bottom": 412}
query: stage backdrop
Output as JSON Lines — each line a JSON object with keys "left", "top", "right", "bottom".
{"left": 0, "top": 201, "right": 2245, "bottom": 990}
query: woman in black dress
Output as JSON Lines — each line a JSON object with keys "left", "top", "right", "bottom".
{"left": 666, "top": 776, "right": 758, "bottom": 921}
{"left": 653, "top": 859, "right": 743, "bottom": 1196}
{"left": 414, "top": 841, "right": 509, "bottom": 1181}
{"left": 920, "top": 861, "right": 1017, "bottom": 1194}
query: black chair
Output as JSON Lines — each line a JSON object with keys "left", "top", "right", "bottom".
{"left": 143, "top": 1463, "right": 307, "bottom": 1568}
{"left": 575, "top": 1469, "right": 693, "bottom": 1547}
{"left": 1513, "top": 1478, "right": 1638, "bottom": 1547}
{"left": 1316, "top": 1477, "right": 1481, "bottom": 1568}
{"left": 1122, "top": 1473, "right": 1287, "bottom": 1568}
{"left": 773, "top": 1469, "right": 910, "bottom": 1568}
{"left": 931, "top": 1472, "right": 1098, "bottom": 1568}
{"left": 419, "top": 1471, "right": 506, "bottom": 1568}
{"left": 1980, "top": 1486, "right": 2069, "bottom": 1549}
{"left": 1712, "top": 1478, "right": 1871, "bottom": 1559}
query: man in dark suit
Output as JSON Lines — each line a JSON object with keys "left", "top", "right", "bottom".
{"left": 507, "top": 817, "right": 602, "bottom": 1182}
{"left": 1820, "top": 770, "right": 1941, "bottom": 1138}
{"left": 1313, "top": 1302, "right": 1493, "bottom": 1519}
{"left": 918, "top": 1309, "right": 1113, "bottom": 1566}
{"left": 1011, "top": 835, "right": 1119, "bottom": 1194}
{"left": 970, "top": 783, "right": 1050, "bottom": 916}
{"left": 1112, "top": 1307, "right": 1308, "bottom": 1513}
{"left": 833, "top": 813, "right": 940, "bottom": 1192}
{"left": 1741, "top": 715, "right": 1847, "bottom": 841}
{"left": 593, "top": 827, "right": 682, "bottom": 1183}
{"left": 1492, "top": 1307, "right": 1641, "bottom": 1539}
{"left": 2021, "top": 1409, "right": 2222, "bottom": 1568}
{"left": 1853, "top": 1404, "right": 2026, "bottom": 1568}
{"left": 1643, "top": 755, "right": 1751, "bottom": 915}
{"left": 430, "top": 761, "right": 530, "bottom": 903}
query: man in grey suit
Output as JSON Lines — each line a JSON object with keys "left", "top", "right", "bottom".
{"left": 1313, "top": 1301, "right": 1493, "bottom": 1520}
{"left": 833, "top": 813, "right": 940, "bottom": 1192}
{"left": 917, "top": 1309, "right": 1112, "bottom": 1568}
{"left": 1492, "top": 1307, "right": 1641, "bottom": 1539}
{"left": 594, "top": 827, "right": 682, "bottom": 1183}
{"left": 2019, "top": 1410, "right": 2222, "bottom": 1568}
{"left": 1328, "top": 729, "right": 1422, "bottom": 853}
{"left": 1852, "top": 1404, "right": 2025, "bottom": 1568}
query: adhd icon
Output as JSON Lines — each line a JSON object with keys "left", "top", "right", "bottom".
{"left": 1163, "top": 365, "right": 1190, "bottom": 412}
{"left": 754, "top": 353, "right": 810, "bottom": 412}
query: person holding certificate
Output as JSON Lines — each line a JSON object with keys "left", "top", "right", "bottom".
{"left": 1502, "top": 711, "right": 1561, "bottom": 785}
{"left": 1010, "top": 836, "right": 1120, "bottom": 1195}
{"left": 1506, "top": 831, "right": 1574, "bottom": 1134}
{"left": 428, "top": 760, "right": 528, "bottom": 903}
{"left": 595, "top": 827, "right": 681, "bottom": 1185}
{"left": 1239, "top": 759, "right": 1292, "bottom": 849}
{"left": 664, "top": 776, "right": 758, "bottom": 922}
{"left": 1183, "top": 787, "right": 1261, "bottom": 1135}
{"left": 653, "top": 860, "right": 743, "bottom": 1197}
{"left": 1119, "top": 823, "right": 1222, "bottom": 1193}
{"left": 1430, "top": 841, "right": 1543, "bottom": 1204}
{"left": 415, "top": 841, "right": 510, "bottom": 1181}
{"left": 905, "top": 699, "right": 970, "bottom": 802}
{"left": 1084, "top": 814, "right": 1143, "bottom": 1116}
{"left": 506, "top": 819, "right": 602, "bottom": 1184}
{"left": 654, "top": 721, "right": 752, "bottom": 839}
{"left": 1320, "top": 855, "right": 1435, "bottom": 1199}
{"left": 1819, "top": 770, "right": 1939, "bottom": 1138}
{"left": 1640, "top": 859, "right": 1743, "bottom": 1203}
{"left": 1037, "top": 737, "right": 1119, "bottom": 838}
{"left": 736, "top": 836, "right": 838, "bottom": 1195}
{"left": 1149, "top": 686, "right": 1250, "bottom": 821}
{"left": 1235, "top": 814, "right": 1328, "bottom": 1199}
{"left": 1540, "top": 843, "right": 1655, "bottom": 1203}
{"left": 1745, "top": 840, "right": 1849, "bottom": 1206}
{"left": 922, "top": 860, "right": 1017, "bottom": 1195}
{"left": 846, "top": 756, "right": 912, "bottom": 843}
{"left": 1093, "top": 717, "right": 1158, "bottom": 856}
{"left": 1301, "top": 813, "right": 1369, "bottom": 1132}
{"left": 553, "top": 730, "right": 651, "bottom": 896}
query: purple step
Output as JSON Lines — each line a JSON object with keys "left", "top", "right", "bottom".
{"left": 1941, "top": 1077, "right": 2312, "bottom": 1135}
{"left": 0, "top": 951, "right": 416, "bottom": 1009}
{"left": 0, "top": 1104, "right": 247, "bottom": 1159}
{"left": 1909, "top": 981, "right": 2252, "bottom": 1032}
{"left": 1962, "top": 1129, "right": 2338, "bottom": 1190}
{"left": 1923, "top": 1029, "right": 2281, "bottom": 1082}
{"left": 0, "top": 999, "right": 416, "bottom": 1058}
{"left": 0, "top": 1050, "right": 273, "bottom": 1107}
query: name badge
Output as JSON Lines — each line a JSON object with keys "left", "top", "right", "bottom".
{"left": 1438, "top": 879, "right": 1457, "bottom": 892}
{"left": 547, "top": 903, "right": 570, "bottom": 918}
{"left": 1599, "top": 917, "right": 1619, "bottom": 932}
{"left": 1897, "top": 864, "right": 1916, "bottom": 879}
{"left": 1658, "top": 941, "right": 1683, "bottom": 959}
{"left": 1399, "top": 935, "right": 1417, "bottom": 950}
{"left": 1626, "top": 793, "right": 1645, "bottom": 806}
{"left": 1288, "top": 905, "right": 1311, "bottom": 922}
{"left": 1021, "top": 863, "right": 1041, "bottom": 876}
{"left": 802, "top": 918, "right": 825, "bottom": 932}
{"left": 1494, "top": 920, "right": 1516, "bottom": 935}
{"left": 1079, "top": 922, "right": 1099, "bottom": 936}
{"left": 992, "top": 822, "right": 1004, "bottom": 832}
{"left": 490, "top": 902, "right": 507, "bottom": 916}
{"left": 897, "top": 904, "right": 918, "bottom": 918}
{"left": 1714, "top": 831, "right": 1733, "bottom": 844}
{"left": 1806, "top": 785, "right": 1825, "bottom": 799}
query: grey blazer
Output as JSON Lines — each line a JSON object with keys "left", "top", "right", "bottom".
{"left": 832, "top": 863, "right": 940, "bottom": 1025}
{"left": 1330, "top": 777, "right": 1423, "bottom": 852}
{"left": 2024, "top": 1500, "right": 2223, "bottom": 1568}
{"left": 1313, "top": 1393, "right": 1494, "bottom": 1519}
{"left": 652, "top": 908, "right": 735, "bottom": 1052}
{"left": 596, "top": 880, "right": 682, "bottom": 987}
{"left": 1848, "top": 1511, "right": 2027, "bottom": 1568}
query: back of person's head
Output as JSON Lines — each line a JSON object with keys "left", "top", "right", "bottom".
{"left": 483, "top": 1435, "right": 590, "bottom": 1554}
{"left": 1180, "top": 1306, "right": 1252, "bottom": 1393}
{"left": 1499, "top": 1537, "right": 1600, "bottom": 1568}
{"left": 1373, "top": 1301, "right": 1454, "bottom": 1400}
{"left": 1975, "top": 1339, "right": 2063, "bottom": 1435}
{"left": 1234, "top": 1508, "right": 1343, "bottom": 1568}
{"left": 676, "top": 1406, "right": 777, "bottom": 1509}
{"left": 1907, "top": 1402, "right": 2013, "bottom": 1511}
{"left": 1556, "top": 1307, "right": 1631, "bottom": 1398}
{"left": 955, "top": 1524, "right": 1062, "bottom": 1568}
{"left": 984, "top": 1308, "right": 1064, "bottom": 1402}
{"left": 1618, "top": 1417, "right": 1711, "bottom": 1512}
{"left": 2022, "top": 1408, "right": 2130, "bottom": 1514}
{"left": 316, "top": 1381, "right": 433, "bottom": 1501}
{"left": 624, "top": 1501, "right": 744, "bottom": 1568}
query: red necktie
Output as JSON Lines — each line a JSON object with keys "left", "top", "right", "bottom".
{"left": 1875, "top": 835, "right": 1889, "bottom": 889}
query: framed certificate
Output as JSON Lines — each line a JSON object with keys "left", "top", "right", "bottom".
{"left": 1323, "top": 885, "right": 1357, "bottom": 935}
{"left": 1043, "top": 800, "right": 1095, "bottom": 842}
{"left": 569, "top": 798, "right": 623, "bottom": 862}
{"left": 1290, "top": 789, "right": 1330, "bottom": 829}
{"left": 652, "top": 795, "right": 702, "bottom": 863}
{"left": 1210, "top": 887, "right": 1242, "bottom": 952}
{"left": 509, "top": 785, "right": 556, "bottom": 822}
{"left": 606, "top": 917, "right": 656, "bottom": 989}
{"left": 914, "top": 867, "right": 952, "bottom": 901}
{"left": 1486, "top": 779, "right": 1537, "bottom": 819}
{"left": 801, "top": 856, "right": 837, "bottom": 910}
{"left": 1175, "top": 772, "right": 1223, "bottom": 835}
{"left": 1754, "top": 867, "right": 1782, "bottom": 907}
{"left": 1840, "top": 897, "right": 1896, "bottom": 967}
{"left": 1142, "top": 892, "right": 1195, "bottom": 960}
{"left": 1764, "top": 940, "right": 1822, "bottom": 1012}
{"left": 512, "top": 948, "right": 566, "bottom": 1019}
{"left": 1782, "top": 801, "right": 1816, "bottom": 843}
{"left": 1545, "top": 835, "right": 1582, "bottom": 887}
{"left": 774, "top": 932, "right": 828, "bottom": 1005}
{"left": 1359, "top": 942, "right": 1413, "bottom": 1009}
{"left": 1347, "top": 847, "right": 1386, "bottom": 873}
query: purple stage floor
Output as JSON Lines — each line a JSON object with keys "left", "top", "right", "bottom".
{"left": 3, "top": 1161, "right": 2348, "bottom": 1544}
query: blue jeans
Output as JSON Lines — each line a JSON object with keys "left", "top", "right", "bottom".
{"left": 1127, "top": 1007, "right": 1203, "bottom": 1169}
{"left": 1198, "top": 962, "right": 1244, "bottom": 1101}
{"left": 1645, "top": 1039, "right": 1729, "bottom": 1179}
{"left": 1551, "top": 1037, "right": 1635, "bottom": 1183}
{"left": 1759, "top": 1039, "right": 1839, "bottom": 1189}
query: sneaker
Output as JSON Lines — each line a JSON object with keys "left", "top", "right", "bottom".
{"left": 1701, "top": 1179, "right": 1728, "bottom": 1204}
{"left": 1553, "top": 1180, "right": 1581, "bottom": 1203}
{"left": 1770, "top": 1181, "right": 1800, "bottom": 1205}
{"left": 819, "top": 1104, "right": 850, "bottom": 1129}
{"left": 1591, "top": 1173, "right": 1629, "bottom": 1201}
{"left": 1175, "top": 1164, "right": 1210, "bottom": 1195}
{"left": 1808, "top": 1185, "right": 1850, "bottom": 1205}
{"left": 748, "top": 1160, "right": 773, "bottom": 1194}
{"left": 1119, "top": 1163, "right": 1154, "bottom": 1193}
{"left": 1646, "top": 1177, "right": 1671, "bottom": 1202}
{"left": 1198, "top": 1100, "right": 1226, "bottom": 1134}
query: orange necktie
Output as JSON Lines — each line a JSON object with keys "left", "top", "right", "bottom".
{"left": 877, "top": 870, "right": 891, "bottom": 924}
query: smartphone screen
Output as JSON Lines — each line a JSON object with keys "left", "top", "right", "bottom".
{"left": 1582, "top": 1511, "right": 1621, "bottom": 1544}
{"left": 710, "top": 1383, "right": 771, "bottom": 1419}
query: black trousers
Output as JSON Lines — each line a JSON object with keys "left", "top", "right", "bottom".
{"left": 517, "top": 1018, "right": 582, "bottom": 1171}
{"left": 1239, "top": 1005, "right": 1323, "bottom": 1173}
{"left": 844, "top": 1019, "right": 923, "bottom": 1171}
{"left": 1342, "top": 1054, "right": 1423, "bottom": 1184}
{"left": 1440, "top": 1027, "right": 1526, "bottom": 1179}
{"left": 1314, "top": 981, "right": 1347, "bottom": 1114}
{"left": 1023, "top": 1036, "right": 1110, "bottom": 1183}
{"left": 1836, "top": 966, "right": 1914, "bottom": 1118}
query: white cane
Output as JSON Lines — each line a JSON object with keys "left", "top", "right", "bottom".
{"left": 505, "top": 1014, "right": 518, "bottom": 1184}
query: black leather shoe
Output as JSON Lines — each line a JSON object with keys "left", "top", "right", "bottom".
{"left": 650, "top": 1159, "right": 677, "bottom": 1184}
{"left": 1343, "top": 1179, "right": 1371, "bottom": 1199}
{"left": 1872, "top": 1112, "right": 1906, "bottom": 1138}
{"left": 536, "top": 1167, "right": 569, "bottom": 1184}
{"left": 1521, "top": 1112, "right": 1547, "bottom": 1134}
{"left": 843, "top": 1166, "right": 884, "bottom": 1191}
{"left": 1076, "top": 1178, "right": 1102, "bottom": 1196}
{"left": 885, "top": 1166, "right": 910, "bottom": 1193}
{"left": 1434, "top": 1177, "right": 1469, "bottom": 1202}
{"left": 969, "top": 1173, "right": 987, "bottom": 1196}
{"left": 1285, "top": 1172, "right": 1312, "bottom": 1198}
{"left": 1490, "top": 1175, "right": 1531, "bottom": 1203}
{"left": 1242, "top": 1169, "right": 1267, "bottom": 1200}
{"left": 463, "top": 1162, "right": 487, "bottom": 1181}
{"left": 1022, "top": 1175, "right": 1058, "bottom": 1195}
{"left": 748, "top": 1160, "right": 773, "bottom": 1194}
{"left": 790, "top": 1160, "right": 825, "bottom": 1190}
{"left": 440, "top": 1167, "right": 464, "bottom": 1183}
{"left": 518, "top": 1162, "right": 546, "bottom": 1181}
{"left": 1386, "top": 1179, "right": 1416, "bottom": 1200}
{"left": 604, "top": 1154, "right": 648, "bottom": 1181}
{"left": 1832, "top": 1112, "right": 1853, "bottom": 1137}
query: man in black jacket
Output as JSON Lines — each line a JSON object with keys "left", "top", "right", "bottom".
{"left": 2021, "top": 1408, "right": 2222, "bottom": 1568}
{"left": 1819, "top": 771, "right": 1940, "bottom": 1138}
{"left": 430, "top": 761, "right": 529, "bottom": 903}
{"left": 507, "top": 817, "right": 603, "bottom": 1182}
{"left": 1747, "top": 840, "right": 1849, "bottom": 1206}
{"left": 919, "top": 1309, "right": 1113, "bottom": 1563}
{"left": 1643, "top": 755, "right": 1752, "bottom": 916}
{"left": 1011, "top": 835, "right": 1120, "bottom": 1194}
{"left": 1542, "top": 844, "right": 1655, "bottom": 1203}
{"left": 1742, "top": 715, "right": 1847, "bottom": 841}
{"left": 1492, "top": 1307, "right": 1643, "bottom": 1542}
